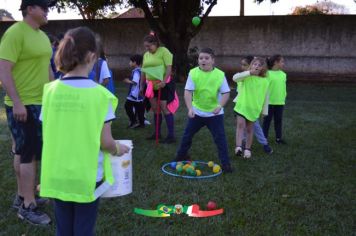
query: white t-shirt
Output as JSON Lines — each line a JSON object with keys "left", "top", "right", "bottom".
{"left": 126, "top": 69, "right": 143, "bottom": 102}
{"left": 185, "top": 75, "right": 230, "bottom": 117}
{"left": 40, "top": 79, "right": 115, "bottom": 182}
{"left": 99, "top": 60, "right": 111, "bottom": 84}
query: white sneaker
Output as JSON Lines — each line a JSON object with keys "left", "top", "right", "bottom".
{"left": 235, "top": 146, "right": 243, "bottom": 156}
{"left": 144, "top": 119, "right": 151, "bottom": 125}
{"left": 243, "top": 149, "right": 251, "bottom": 159}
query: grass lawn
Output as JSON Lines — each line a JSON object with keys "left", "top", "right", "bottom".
{"left": 0, "top": 82, "right": 355, "bottom": 235}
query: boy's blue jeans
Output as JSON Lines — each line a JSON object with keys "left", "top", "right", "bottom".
{"left": 253, "top": 121, "right": 268, "bottom": 145}
{"left": 176, "top": 114, "right": 230, "bottom": 166}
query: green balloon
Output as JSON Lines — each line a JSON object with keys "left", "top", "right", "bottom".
{"left": 192, "top": 16, "right": 201, "bottom": 27}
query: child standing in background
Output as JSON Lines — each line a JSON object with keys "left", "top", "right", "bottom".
{"left": 89, "top": 36, "right": 115, "bottom": 94}
{"left": 174, "top": 48, "right": 232, "bottom": 173}
{"left": 234, "top": 57, "right": 270, "bottom": 158}
{"left": 40, "top": 27, "right": 129, "bottom": 235}
{"left": 123, "top": 54, "right": 145, "bottom": 128}
{"left": 263, "top": 55, "right": 287, "bottom": 144}
{"left": 232, "top": 56, "right": 273, "bottom": 154}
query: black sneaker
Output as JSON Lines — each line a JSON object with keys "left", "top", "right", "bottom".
{"left": 161, "top": 136, "right": 176, "bottom": 144}
{"left": 17, "top": 203, "right": 51, "bottom": 226}
{"left": 127, "top": 122, "right": 138, "bottom": 129}
{"left": 146, "top": 134, "right": 161, "bottom": 140}
{"left": 173, "top": 154, "right": 191, "bottom": 162}
{"left": 132, "top": 123, "right": 145, "bottom": 129}
{"left": 222, "top": 164, "right": 233, "bottom": 173}
{"left": 263, "top": 145, "right": 273, "bottom": 154}
{"left": 276, "top": 139, "right": 287, "bottom": 145}
{"left": 235, "top": 146, "right": 243, "bottom": 157}
{"left": 12, "top": 195, "right": 49, "bottom": 210}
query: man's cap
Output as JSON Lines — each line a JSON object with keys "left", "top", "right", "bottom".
{"left": 19, "top": 0, "right": 56, "bottom": 11}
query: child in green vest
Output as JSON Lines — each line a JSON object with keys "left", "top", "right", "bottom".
{"left": 234, "top": 57, "right": 270, "bottom": 158}
{"left": 263, "top": 55, "right": 287, "bottom": 144}
{"left": 39, "top": 27, "right": 129, "bottom": 236}
{"left": 174, "top": 48, "right": 232, "bottom": 172}
{"left": 232, "top": 56, "right": 273, "bottom": 155}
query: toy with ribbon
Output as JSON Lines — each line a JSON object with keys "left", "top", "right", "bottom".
{"left": 134, "top": 203, "right": 223, "bottom": 218}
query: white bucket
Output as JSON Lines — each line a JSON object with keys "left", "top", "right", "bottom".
{"left": 101, "top": 140, "right": 133, "bottom": 198}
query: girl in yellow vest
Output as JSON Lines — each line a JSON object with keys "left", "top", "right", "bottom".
{"left": 39, "top": 27, "right": 129, "bottom": 236}
{"left": 234, "top": 57, "right": 270, "bottom": 158}
{"left": 263, "top": 55, "right": 287, "bottom": 144}
{"left": 232, "top": 56, "right": 273, "bottom": 155}
{"left": 174, "top": 48, "right": 232, "bottom": 172}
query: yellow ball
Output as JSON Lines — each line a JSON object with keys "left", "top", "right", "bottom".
{"left": 213, "top": 164, "right": 221, "bottom": 173}
{"left": 208, "top": 161, "right": 214, "bottom": 168}
{"left": 196, "top": 170, "right": 202, "bottom": 176}
{"left": 183, "top": 164, "right": 190, "bottom": 171}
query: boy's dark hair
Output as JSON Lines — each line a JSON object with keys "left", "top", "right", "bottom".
{"left": 130, "top": 54, "right": 143, "bottom": 66}
{"left": 199, "top": 48, "right": 215, "bottom": 58}
{"left": 95, "top": 34, "right": 107, "bottom": 60}
{"left": 55, "top": 27, "right": 97, "bottom": 74}
{"left": 267, "top": 54, "right": 283, "bottom": 69}
{"left": 242, "top": 55, "right": 254, "bottom": 65}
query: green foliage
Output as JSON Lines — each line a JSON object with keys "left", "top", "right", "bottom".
{"left": 54, "top": 0, "right": 124, "bottom": 19}
{"left": 0, "top": 83, "right": 355, "bottom": 234}
{"left": 255, "top": 0, "right": 279, "bottom": 4}
{"left": 291, "top": 1, "right": 349, "bottom": 15}
{"left": 291, "top": 6, "right": 326, "bottom": 15}
{"left": 0, "top": 9, "right": 14, "bottom": 20}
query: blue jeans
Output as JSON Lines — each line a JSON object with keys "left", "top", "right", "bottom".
{"left": 176, "top": 114, "right": 230, "bottom": 166}
{"left": 253, "top": 121, "right": 268, "bottom": 145}
{"left": 54, "top": 198, "right": 100, "bottom": 236}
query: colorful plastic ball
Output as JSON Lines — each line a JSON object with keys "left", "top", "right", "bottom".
{"left": 183, "top": 164, "right": 191, "bottom": 171}
{"left": 196, "top": 170, "right": 202, "bottom": 176}
{"left": 176, "top": 166, "right": 183, "bottom": 173}
{"left": 192, "top": 16, "right": 201, "bottom": 27}
{"left": 207, "top": 201, "right": 217, "bottom": 210}
{"left": 176, "top": 164, "right": 183, "bottom": 171}
{"left": 213, "top": 164, "right": 221, "bottom": 173}
{"left": 191, "top": 161, "right": 196, "bottom": 167}
{"left": 186, "top": 166, "right": 194, "bottom": 173}
{"left": 208, "top": 161, "right": 214, "bottom": 168}
{"left": 170, "top": 162, "right": 177, "bottom": 169}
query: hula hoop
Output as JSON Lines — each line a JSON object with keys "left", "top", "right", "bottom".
{"left": 161, "top": 161, "right": 222, "bottom": 179}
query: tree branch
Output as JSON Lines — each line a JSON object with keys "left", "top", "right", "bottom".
{"left": 190, "top": 0, "right": 217, "bottom": 37}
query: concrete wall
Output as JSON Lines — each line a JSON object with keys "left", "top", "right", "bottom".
{"left": 1, "top": 16, "right": 355, "bottom": 82}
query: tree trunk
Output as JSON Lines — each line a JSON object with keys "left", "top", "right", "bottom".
{"left": 240, "top": 0, "right": 245, "bottom": 16}
{"left": 159, "top": 32, "right": 192, "bottom": 82}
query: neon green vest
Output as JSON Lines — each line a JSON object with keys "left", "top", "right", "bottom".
{"left": 234, "top": 76, "right": 269, "bottom": 122}
{"left": 267, "top": 70, "right": 287, "bottom": 105}
{"left": 190, "top": 67, "right": 224, "bottom": 112}
{"left": 40, "top": 80, "right": 117, "bottom": 203}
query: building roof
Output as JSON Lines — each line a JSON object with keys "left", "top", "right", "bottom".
{"left": 115, "top": 8, "right": 146, "bottom": 18}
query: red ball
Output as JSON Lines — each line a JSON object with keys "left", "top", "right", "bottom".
{"left": 207, "top": 201, "right": 217, "bottom": 210}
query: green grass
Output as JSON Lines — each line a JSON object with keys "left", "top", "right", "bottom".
{"left": 0, "top": 83, "right": 355, "bottom": 235}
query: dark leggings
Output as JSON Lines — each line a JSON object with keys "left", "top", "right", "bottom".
{"left": 263, "top": 105, "right": 284, "bottom": 140}
{"left": 125, "top": 100, "right": 145, "bottom": 125}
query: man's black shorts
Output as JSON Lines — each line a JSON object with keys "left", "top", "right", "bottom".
{"left": 5, "top": 105, "right": 42, "bottom": 163}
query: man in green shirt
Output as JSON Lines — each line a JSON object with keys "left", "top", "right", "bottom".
{"left": 0, "top": 0, "right": 54, "bottom": 225}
